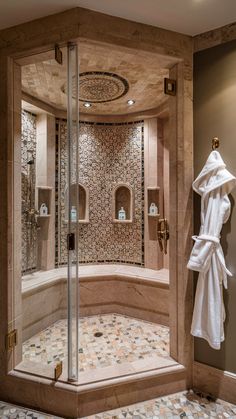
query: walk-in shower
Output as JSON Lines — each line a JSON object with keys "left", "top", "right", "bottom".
{"left": 19, "top": 42, "right": 171, "bottom": 386}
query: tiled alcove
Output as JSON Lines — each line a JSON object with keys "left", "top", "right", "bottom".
{"left": 113, "top": 183, "right": 133, "bottom": 223}
{"left": 64, "top": 183, "right": 89, "bottom": 223}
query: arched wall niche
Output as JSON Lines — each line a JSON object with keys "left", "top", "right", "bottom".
{"left": 112, "top": 183, "right": 133, "bottom": 223}
{"left": 65, "top": 182, "right": 89, "bottom": 223}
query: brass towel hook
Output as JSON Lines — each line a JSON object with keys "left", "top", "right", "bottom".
{"left": 212, "top": 137, "right": 220, "bottom": 150}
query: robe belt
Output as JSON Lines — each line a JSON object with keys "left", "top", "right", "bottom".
{"left": 192, "top": 234, "right": 220, "bottom": 244}
{"left": 192, "top": 234, "right": 232, "bottom": 286}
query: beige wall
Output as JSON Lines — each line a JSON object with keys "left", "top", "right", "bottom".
{"left": 144, "top": 117, "right": 170, "bottom": 270}
{"left": 194, "top": 39, "right": 236, "bottom": 373}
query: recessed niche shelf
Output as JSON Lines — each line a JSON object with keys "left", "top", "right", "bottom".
{"left": 113, "top": 219, "right": 133, "bottom": 224}
{"left": 147, "top": 186, "right": 160, "bottom": 219}
{"left": 36, "top": 186, "right": 52, "bottom": 217}
{"left": 69, "top": 219, "right": 89, "bottom": 224}
{"left": 113, "top": 183, "right": 133, "bottom": 223}
{"left": 65, "top": 183, "right": 89, "bottom": 223}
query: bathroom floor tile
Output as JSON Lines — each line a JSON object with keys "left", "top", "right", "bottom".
{"left": 85, "top": 390, "right": 236, "bottom": 418}
{"left": 0, "top": 401, "right": 60, "bottom": 419}
{"left": 1, "top": 391, "right": 236, "bottom": 418}
{"left": 22, "top": 314, "right": 170, "bottom": 371}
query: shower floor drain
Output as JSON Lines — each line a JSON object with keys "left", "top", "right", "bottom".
{"left": 94, "top": 332, "right": 103, "bottom": 338}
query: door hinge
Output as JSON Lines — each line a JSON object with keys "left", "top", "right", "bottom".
{"left": 67, "top": 233, "right": 75, "bottom": 251}
{"left": 54, "top": 360, "right": 63, "bottom": 381}
{"left": 55, "top": 44, "right": 63, "bottom": 65}
{"left": 164, "top": 78, "right": 177, "bottom": 96}
{"left": 6, "top": 329, "right": 17, "bottom": 351}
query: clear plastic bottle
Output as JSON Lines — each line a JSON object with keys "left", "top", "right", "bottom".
{"left": 118, "top": 207, "right": 126, "bottom": 220}
{"left": 149, "top": 203, "right": 158, "bottom": 215}
{"left": 71, "top": 206, "right": 77, "bottom": 222}
{"left": 40, "top": 203, "right": 48, "bottom": 216}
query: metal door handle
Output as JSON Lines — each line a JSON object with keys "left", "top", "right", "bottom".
{"left": 157, "top": 218, "right": 169, "bottom": 255}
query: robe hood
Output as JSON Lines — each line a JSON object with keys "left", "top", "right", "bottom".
{"left": 193, "top": 150, "right": 236, "bottom": 196}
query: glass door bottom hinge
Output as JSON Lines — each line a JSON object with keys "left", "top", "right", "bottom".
{"left": 6, "top": 329, "right": 17, "bottom": 351}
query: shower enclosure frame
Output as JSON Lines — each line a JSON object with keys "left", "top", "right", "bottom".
{"left": 66, "top": 42, "right": 79, "bottom": 382}
{"left": 0, "top": 8, "right": 194, "bottom": 417}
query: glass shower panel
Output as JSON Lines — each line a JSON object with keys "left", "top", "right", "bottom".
{"left": 19, "top": 46, "right": 74, "bottom": 381}
{"left": 66, "top": 42, "right": 79, "bottom": 381}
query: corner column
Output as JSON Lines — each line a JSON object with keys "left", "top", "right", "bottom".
{"left": 35, "top": 113, "right": 55, "bottom": 271}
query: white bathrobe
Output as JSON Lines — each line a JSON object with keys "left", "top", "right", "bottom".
{"left": 187, "top": 150, "right": 236, "bottom": 350}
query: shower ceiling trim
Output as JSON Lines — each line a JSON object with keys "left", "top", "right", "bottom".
{"left": 61, "top": 71, "right": 129, "bottom": 103}
{"left": 21, "top": 42, "right": 170, "bottom": 115}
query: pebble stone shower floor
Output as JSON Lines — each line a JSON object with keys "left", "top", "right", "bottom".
{"left": 13, "top": 313, "right": 236, "bottom": 417}
{"left": 23, "top": 313, "right": 171, "bottom": 370}
{"left": 1, "top": 390, "right": 236, "bottom": 418}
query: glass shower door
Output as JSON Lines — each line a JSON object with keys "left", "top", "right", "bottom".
{"left": 66, "top": 42, "right": 79, "bottom": 381}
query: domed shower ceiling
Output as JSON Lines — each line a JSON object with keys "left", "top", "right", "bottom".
{"left": 62, "top": 71, "right": 129, "bottom": 103}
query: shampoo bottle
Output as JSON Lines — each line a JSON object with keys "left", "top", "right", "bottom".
{"left": 71, "top": 206, "right": 77, "bottom": 222}
{"left": 149, "top": 203, "right": 158, "bottom": 215}
{"left": 40, "top": 203, "right": 48, "bottom": 216}
{"left": 118, "top": 207, "right": 126, "bottom": 220}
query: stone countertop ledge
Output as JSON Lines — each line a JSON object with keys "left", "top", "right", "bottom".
{"left": 22, "top": 265, "right": 169, "bottom": 294}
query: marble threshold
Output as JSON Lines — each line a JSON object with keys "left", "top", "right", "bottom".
{"left": 16, "top": 355, "right": 181, "bottom": 388}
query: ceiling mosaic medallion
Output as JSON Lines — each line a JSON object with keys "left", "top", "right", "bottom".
{"left": 79, "top": 72, "right": 129, "bottom": 103}
{"left": 62, "top": 71, "right": 129, "bottom": 103}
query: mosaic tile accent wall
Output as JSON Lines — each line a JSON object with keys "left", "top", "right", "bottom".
{"left": 57, "top": 120, "right": 144, "bottom": 265}
{"left": 21, "top": 110, "right": 37, "bottom": 274}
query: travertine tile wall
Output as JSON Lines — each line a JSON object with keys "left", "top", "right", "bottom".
{"left": 56, "top": 120, "right": 144, "bottom": 265}
{"left": 21, "top": 110, "right": 37, "bottom": 273}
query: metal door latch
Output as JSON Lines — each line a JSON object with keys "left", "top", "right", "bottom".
{"left": 67, "top": 233, "right": 75, "bottom": 251}
{"left": 6, "top": 329, "right": 17, "bottom": 351}
{"left": 54, "top": 361, "right": 63, "bottom": 381}
{"left": 157, "top": 218, "right": 169, "bottom": 255}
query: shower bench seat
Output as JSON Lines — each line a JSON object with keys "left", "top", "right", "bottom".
{"left": 22, "top": 265, "right": 169, "bottom": 340}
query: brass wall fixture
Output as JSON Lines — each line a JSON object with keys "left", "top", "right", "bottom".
{"left": 5, "top": 329, "right": 17, "bottom": 351}
{"left": 212, "top": 137, "right": 220, "bottom": 150}
{"left": 157, "top": 218, "right": 169, "bottom": 255}
{"left": 54, "top": 360, "right": 63, "bottom": 380}
{"left": 55, "top": 44, "right": 63, "bottom": 65}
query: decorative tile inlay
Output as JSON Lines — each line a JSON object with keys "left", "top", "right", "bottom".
{"left": 23, "top": 314, "right": 170, "bottom": 371}
{"left": 57, "top": 120, "right": 144, "bottom": 266}
{"left": 21, "top": 110, "right": 38, "bottom": 274}
{"left": 62, "top": 72, "right": 129, "bottom": 103}
{"left": 21, "top": 113, "right": 144, "bottom": 273}
{"left": 1, "top": 391, "right": 236, "bottom": 418}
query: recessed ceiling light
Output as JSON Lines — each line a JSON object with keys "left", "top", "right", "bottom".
{"left": 83, "top": 102, "right": 92, "bottom": 108}
{"left": 127, "top": 99, "right": 135, "bottom": 106}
